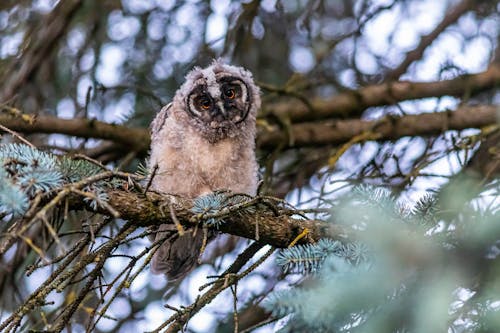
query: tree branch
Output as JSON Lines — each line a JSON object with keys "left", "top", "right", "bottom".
{"left": 0, "top": 66, "right": 498, "bottom": 146}
{"left": 266, "top": 63, "right": 500, "bottom": 122}
{"left": 102, "top": 190, "right": 347, "bottom": 249}
{"left": 258, "top": 105, "right": 499, "bottom": 149}
{"left": 384, "top": 0, "right": 476, "bottom": 81}
{"left": 159, "top": 241, "right": 269, "bottom": 333}
{"left": 1, "top": 102, "right": 498, "bottom": 154}
{"left": 0, "top": 0, "right": 84, "bottom": 102}
{"left": 0, "top": 113, "right": 149, "bottom": 151}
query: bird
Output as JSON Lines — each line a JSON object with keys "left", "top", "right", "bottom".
{"left": 147, "top": 60, "right": 260, "bottom": 280}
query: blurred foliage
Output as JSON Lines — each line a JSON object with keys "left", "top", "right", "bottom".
{"left": 267, "top": 185, "right": 500, "bottom": 332}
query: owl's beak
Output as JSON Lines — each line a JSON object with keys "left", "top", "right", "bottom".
{"left": 216, "top": 101, "right": 228, "bottom": 119}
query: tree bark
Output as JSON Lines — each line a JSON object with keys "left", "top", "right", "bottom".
{"left": 102, "top": 190, "right": 348, "bottom": 248}
{"left": 1, "top": 105, "right": 497, "bottom": 152}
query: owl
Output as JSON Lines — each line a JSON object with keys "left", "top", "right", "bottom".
{"left": 148, "top": 60, "right": 260, "bottom": 280}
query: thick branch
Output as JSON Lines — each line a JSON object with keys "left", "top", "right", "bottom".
{"left": 104, "top": 190, "right": 347, "bottom": 248}
{"left": 0, "top": 115, "right": 149, "bottom": 151}
{"left": 258, "top": 105, "right": 498, "bottom": 149}
{"left": 266, "top": 63, "right": 500, "bottom": 121}
{"left": 1, "top": 103, "right": 498, "bottom": 154}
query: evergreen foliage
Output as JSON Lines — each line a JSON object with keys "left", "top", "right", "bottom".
{"left": 0, "top": 144, "right": 62, "bottom": 214}
{"left": 0, "top": 167, "right": 29, "bottom": 215}
{"left": 135, "top": 161, "right": 150, "bottom": 178}
{"left": 277, "top": 239, "right": 343, "bottom": 274}
{"left": 0, "top": 143, "right": 117, "bottom": 215}
{"left": 57, "top": 156, "right": 104, "bottom": 183}
{"left": 191, "top": 192, "right": 252, "bottom": 227}
{"left": 266, "top": 186, "right": 500, "bottom": 332}
{"left": 191, "top": 192, "right": 231, "bottom": 227}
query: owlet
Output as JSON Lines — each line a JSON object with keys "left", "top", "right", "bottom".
{"left": 148, "top": 60, "right": 260, "bottom": 280}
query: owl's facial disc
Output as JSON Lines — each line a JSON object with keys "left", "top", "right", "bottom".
{"left": 186, "top": 76, "right": 250, "bottom": 126}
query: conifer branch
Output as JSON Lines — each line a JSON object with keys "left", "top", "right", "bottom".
{"left": 0, "top": 113, "right": 149, "bottom": 151}
{"left": 102, "top": 189, "right": 347, "bottom": 248}
{"left": 258, "top": 104, "right": 499, "bottom": 149}
{"left": 158, "top": 242, "right": 274, "bottom": 333}
{"left": 1, "top": 104, "right": 498, "bottom": 153}
{"left": 265, "top": 63, "right": 500, "bottom": 121}
{"left": 383, "top": 0, "right": 476, "bottom": 81}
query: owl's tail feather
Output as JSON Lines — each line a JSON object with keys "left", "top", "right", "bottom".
{"left": 150, "top": 224, "right": 205, "bottom": 281}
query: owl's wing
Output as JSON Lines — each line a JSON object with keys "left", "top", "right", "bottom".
{"left": 150, "top": 102, "right": 172, "bottom": 141}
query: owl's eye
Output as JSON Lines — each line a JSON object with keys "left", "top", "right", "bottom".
{"left": 198, "top": 97, "right": 212, "bottom": 110}
{"left": 224, "top": 88, "right": 235, "bottom": 99}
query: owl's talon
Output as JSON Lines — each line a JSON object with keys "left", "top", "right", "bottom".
{"left": 288, "top": 228, "right": 310, "bottom": 248}
{"left": 168, "top": 202, "right": 184, "bottom": 236}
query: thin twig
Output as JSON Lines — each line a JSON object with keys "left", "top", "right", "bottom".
{"left": 0, "top": 123, "right": 35, "bottom": 147}
{"left": 232, "top": 282, "right": 239, "bottom": 333}
{"left": 149, "top": 242, "right": 267, "bottom": 333}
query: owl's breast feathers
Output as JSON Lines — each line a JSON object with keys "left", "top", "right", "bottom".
{"left": 149, "top": 120, "right": 257, "bottom": 197}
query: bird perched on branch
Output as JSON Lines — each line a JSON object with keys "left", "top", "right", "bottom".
{"left": 147, "top": 60, "right": 260, "bottom": 280}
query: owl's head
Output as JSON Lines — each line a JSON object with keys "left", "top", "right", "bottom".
{"left": 172, "top": 60, "right": 260, "bottom": 143}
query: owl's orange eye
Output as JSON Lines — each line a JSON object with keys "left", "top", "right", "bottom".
{"left": 199, "top": 98, "right": 211, "bottom": 109}
{"left": 224, "top": 88, "right": 235, "bottom": 99}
